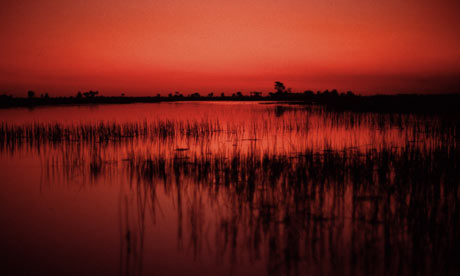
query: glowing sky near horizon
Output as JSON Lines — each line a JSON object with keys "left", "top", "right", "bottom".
{"left": 1, "top": 0, "right": 459, "bottom": 96}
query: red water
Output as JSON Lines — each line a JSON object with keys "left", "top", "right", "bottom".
{"left": 0, "top": 102, "right": 457, "bottom": 275}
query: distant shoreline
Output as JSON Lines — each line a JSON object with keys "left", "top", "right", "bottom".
{"left": 1, "top": 93, "right": 459, "bottom": 115}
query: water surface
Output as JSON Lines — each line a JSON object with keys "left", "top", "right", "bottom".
{"left": 1, "top": 102, "right": 459, "bottom": 275}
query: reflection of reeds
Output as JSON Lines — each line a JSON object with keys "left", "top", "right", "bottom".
{"left": 63, "top": 142, "right": 458, "bottom": 275}
{"left": 125, "top": 143, "right": 458, "bottom": 189}
{"left": 5, "top": 105, "right": 460, "bottom": 275}
{"left": 132, "top": 144, "right": 456, "bottom": 274}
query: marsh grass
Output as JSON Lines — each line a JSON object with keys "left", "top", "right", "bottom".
{"left": 133, "top": 144, "right": 459, "bottom": 274}
{"left": 1, "top": 107, "right": 458, "bottom": 155}
{"left": 3, "top": 105, "right": 460, "bottom": 275}
{"left": 40, "top": 139, "right": 460, "bottom": 275}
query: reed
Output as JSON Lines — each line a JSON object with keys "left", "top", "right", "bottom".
{"left": 3, "top": 104, "right": 460, "bottom": 275}
{"left": 1, "top": 108, "right": 458, "bottom": 154}
{"left": 107, "top": 142, "right": 460, "bottom": 275}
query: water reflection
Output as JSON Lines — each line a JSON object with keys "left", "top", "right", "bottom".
{"left": 0, "top": 102, "right": 459, "bottom": 275}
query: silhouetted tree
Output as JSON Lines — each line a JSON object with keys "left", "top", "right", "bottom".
{"left": 303, "top": 90, "right": 314, "bottom": 97}
{"left": 83, "top": 90, "right": 99, "bottom": 98}
{"left": 191, "top": 92, "right": 201, "bottom": 98}
{"left": 27, "top": 91, "right": 35, "bottom": 99}
{"left": 274, "top": 81, "right": 286, "bottom": 94}
{"left": 76, "top": 91, "right": 83, "bottom": 99}
{"left": 221, "top": 92, "right": 225, "bottom": 97}
{"left": 346, "top": 91, "right": 355, "bottom": 97}
{"left": 208, "top": 92, "right": 214, "bottom": 97}
{"left": 236, "top": 91, "right": 243, "bottom": 97}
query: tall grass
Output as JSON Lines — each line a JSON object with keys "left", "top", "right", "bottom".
{"left": 3, "top": 105, "right": 460, "bottom": 275}
{"left": 40, "top": 140, "right": 460, "bottom": 275}
{"left": 1, "top": 107, "right": 457, "bottom": 155}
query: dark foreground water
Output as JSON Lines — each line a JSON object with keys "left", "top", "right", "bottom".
{"left": 0, "top": 102, "right": 459, "bottom": 275}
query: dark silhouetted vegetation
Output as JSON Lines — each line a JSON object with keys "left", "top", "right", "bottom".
{"left": 2, "top": 82, "right": 459, "bottom": 116}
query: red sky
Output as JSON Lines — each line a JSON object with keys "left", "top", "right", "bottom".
{"left": 1, "top": 0, "right": 459, "bottom": 96}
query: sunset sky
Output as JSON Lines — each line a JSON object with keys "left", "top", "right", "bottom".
{"left": 1, "top": 0, "right": 459, "bottom": 96}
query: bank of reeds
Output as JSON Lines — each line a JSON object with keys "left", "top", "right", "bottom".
{"left": 119, "top": 143, "right": 459, "bottom": 275}
{"left": 35, "top": 123, "right": 460, "bottom": 276}
{"left": 4, "top": 106, "right": 460, "bottom": 275}
{"left": 1, "top": 109, "right": 458, "bottom": 153}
